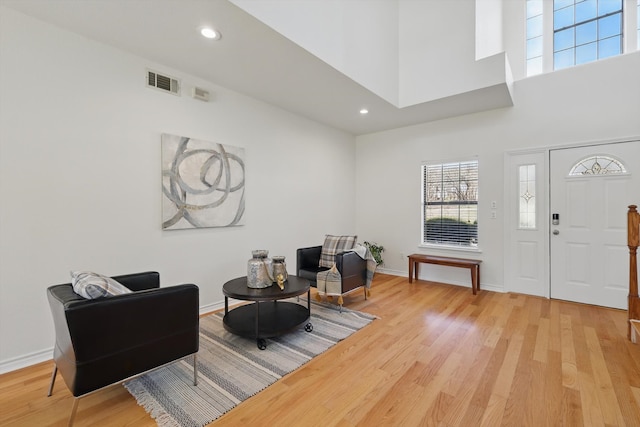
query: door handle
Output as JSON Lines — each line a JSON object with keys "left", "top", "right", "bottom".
{"left": 553, "top": 229, "right": 560, "bottom": 235}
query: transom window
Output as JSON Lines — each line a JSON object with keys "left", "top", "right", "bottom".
{"left": 568, "top": 155, "right": 627, "bottom": 175}
{"left": 421, "top": 160, "right": 479, "bottom": 248}
{"left": 554, "top": 0, "right": 623, "bottom": 70}
{"left": 527, "top": 0, "right": 544, "bottom": 76}
{"left": 526, "top": 0, "right": 634, "bottom": 76}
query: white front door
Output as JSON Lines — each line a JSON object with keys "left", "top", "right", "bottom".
{"left": 550, "top": 141, "right": 640, "bottom": 309}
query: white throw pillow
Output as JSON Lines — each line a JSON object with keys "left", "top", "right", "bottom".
{"left": 71, "top": 271, "right": 133, "bottom": 299}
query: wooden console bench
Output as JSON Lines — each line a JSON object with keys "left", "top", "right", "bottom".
{"left": 408, "top": 254, "right": 482, "bottom": 295}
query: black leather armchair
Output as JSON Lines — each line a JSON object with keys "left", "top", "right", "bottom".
{"left": 296, "top": 245, "right": 368, "bottom": 308}
{"left": 46, "top": 271, "right": 199, "bottom": 426}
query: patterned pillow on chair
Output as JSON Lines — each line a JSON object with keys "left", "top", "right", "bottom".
{"left": 319, "top": 235, "right": 357, "bottom": 268}
{"left": 71, "top": 271, "right": 133, "bottom": 299}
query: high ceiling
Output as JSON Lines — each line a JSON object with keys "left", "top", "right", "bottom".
{"left": 1, "top": 0, "right": 512, "bottom": 135}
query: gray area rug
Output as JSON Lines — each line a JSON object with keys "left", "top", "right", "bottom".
{"left": 124, "top": 299, "right": 377, "bottom": 427}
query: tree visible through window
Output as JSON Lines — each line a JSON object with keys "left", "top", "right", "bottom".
{"left": 422, "top": 161, "right": 478, "bottom": 248}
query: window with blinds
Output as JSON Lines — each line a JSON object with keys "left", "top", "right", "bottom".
{"left": 421, "top": 160, "right": 479, "bottom": 248}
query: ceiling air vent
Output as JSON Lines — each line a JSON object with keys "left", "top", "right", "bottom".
{"left": 192, "top": 86, "right": 211, "bottom": 102}
{"left": 146, "top": 69, "right": 180, "bottom": 95}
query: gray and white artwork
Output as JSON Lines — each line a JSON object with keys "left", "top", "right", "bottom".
{"left": 162, "top": 133, "right": 245, "bottom": 230}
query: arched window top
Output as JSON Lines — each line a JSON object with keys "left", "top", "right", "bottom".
{"left": 568, "top": 155, "right": 627, "bottom": 176}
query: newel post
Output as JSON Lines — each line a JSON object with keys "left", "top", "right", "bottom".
{"left": 628, "top": 205, "right": 639, "bottom": 339}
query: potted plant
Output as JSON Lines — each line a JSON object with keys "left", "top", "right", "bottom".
{"left": 363, "top": 241, "right": 384, "bottom": 266}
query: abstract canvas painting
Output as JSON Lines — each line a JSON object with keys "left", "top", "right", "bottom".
{"left": 162, "top": 133, "right": 245, "bottom": 230}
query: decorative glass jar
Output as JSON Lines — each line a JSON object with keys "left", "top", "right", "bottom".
{"left": 271, "top": 256, "right": 288, "bottom": 282}
{"left": 247, "top": 250, "right": 272, "bottom": 288}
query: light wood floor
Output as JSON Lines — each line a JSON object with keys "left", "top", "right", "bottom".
{"left": 2, "top": 274, "right": 640, "bottom": 426}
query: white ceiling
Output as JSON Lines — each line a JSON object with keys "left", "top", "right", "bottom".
{"left": 1, "top": 0, "right": 513, "bottom": 135}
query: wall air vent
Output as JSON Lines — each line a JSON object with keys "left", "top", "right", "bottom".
{"left": 192, "top": 86, "right": 211, "bottom": 102}
{"left": 146, "top": 69, "right": 180, "bottom": 95}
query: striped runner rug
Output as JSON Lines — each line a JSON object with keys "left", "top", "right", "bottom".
{"left": 124, "top": 299, "right": 377, "bottom": 427}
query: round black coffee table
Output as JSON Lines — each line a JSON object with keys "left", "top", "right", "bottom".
{"left": 222, "top": 275, "right": 312, "bottom": 350}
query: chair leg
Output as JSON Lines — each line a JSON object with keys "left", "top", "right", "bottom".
{"left": 47, "top": 364, "right": 58, "bottom": 397}
{"left": 68, "top": 398, "right": 79, "bottom": 427}
{"left": 193, "top": 354, "right": 198, "bottom": 386}
{"left": 338, "top": 295, "right": 344, "bottom": 312}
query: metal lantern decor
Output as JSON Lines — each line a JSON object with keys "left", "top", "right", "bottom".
{"left": 247, "top": 250, "right": 272, "bottom": 288}
{"left": 271, "top": 256, "right": 288, "bottom": 290}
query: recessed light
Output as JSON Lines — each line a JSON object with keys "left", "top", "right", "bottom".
{"left": 200, "top": 27, "right": 221, "bottom": 40}
{"left": 359, "top": 109, "right": 369, "bottom": 115}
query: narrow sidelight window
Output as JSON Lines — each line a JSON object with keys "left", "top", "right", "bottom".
{"left": 519, "top": 164, "right": 536, "bottom": 229}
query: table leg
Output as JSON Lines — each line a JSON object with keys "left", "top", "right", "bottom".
{"left": 470, "top": 267, "right": 477, "bottom": 295}
{"left": 408, "top": 258, "right": 414, "bottom": 283}
{"left": 305, "top": 289, "right": 313, "bottom": 332}
{"left": 224, "top": 296, "right": 228, "bottom": 315}
{"left": 255, "top": 302, "right": 260, "bottom": 340}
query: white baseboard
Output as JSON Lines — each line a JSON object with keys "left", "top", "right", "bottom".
{"left": 376, "top": 267, "right": 405, "bottom": 276}
{"left": 0, "top": 347, "right": 53, "bottom": 375}
{"left": 200, "top": 298, "right": 251, "bottom": 316}
{"left": 377, "top": 267, "right": 504, "bottom": 293}
{"left": 199, "top": 300, "right": 225, "bottom": 316}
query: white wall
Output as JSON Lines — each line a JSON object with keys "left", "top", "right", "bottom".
{"left": 397, "top": 0, "right": 511, "bottom": 107}
{"left": 233, "top": 0, "right": 511, "bottom": 109}
{"left": 356, "top": 51, "right": 640, "bottom": 290}
{"left": 502, "top": 0, "right": 526, "bottom": 80}
{"left": 0, "top": 7, "right": 357, "bottom": 371}
{"left": 476, "top": 0, "right": 503, "bottom": 60}
{"left": 231, "top": 0, "right": 400, "bottom": 105}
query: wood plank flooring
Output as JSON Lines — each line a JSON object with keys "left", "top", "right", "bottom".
{"left": 1, "top": 274, "right": 640, "bottom": 426}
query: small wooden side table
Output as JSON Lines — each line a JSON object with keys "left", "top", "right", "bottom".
{"left": 408, "top": 254, "right": 482, "bottom": 295}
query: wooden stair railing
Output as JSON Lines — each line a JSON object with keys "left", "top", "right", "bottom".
{"left": 629, "top": 205, "right": 639, "bottom": 341}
